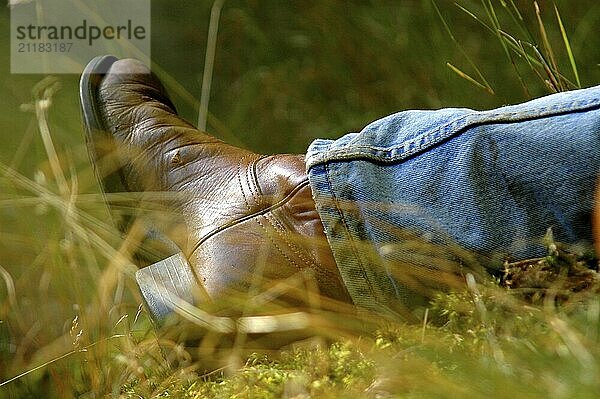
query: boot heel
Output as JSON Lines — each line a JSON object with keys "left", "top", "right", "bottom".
{"left": 135, "top": 252, "right": 196, "bottom": 323}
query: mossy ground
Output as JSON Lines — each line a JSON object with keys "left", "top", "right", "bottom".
{"left": 118, "top": 239, "right": 600, "bottom": 399}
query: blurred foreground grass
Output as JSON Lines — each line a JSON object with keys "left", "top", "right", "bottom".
{"left": 1, "top": 1, "right": 600, "bottom": 397}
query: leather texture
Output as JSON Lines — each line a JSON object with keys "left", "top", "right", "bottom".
{"left": 96, "top": 58, "right": 352, "bottom": 304}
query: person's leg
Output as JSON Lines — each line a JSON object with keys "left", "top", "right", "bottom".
{"left": 81, "top": 56, "right": 600, "bottom": 320}
{"left": 307, "top": 86, "right": 600, "bottom": 316}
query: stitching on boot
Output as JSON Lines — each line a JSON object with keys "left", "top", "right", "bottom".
{"left": 251, "top": 155, "right": 268, "bottom": 198}
{"left": 253, "top": 215, "right": 302, "bottom": 272}
{"left": 237, "top": 155, "right": 252, "bottom": 212}
{"left": 265, "top": 211, "right": 341, "bottom": 283}
{"left": 189, "top": 181, "right": 310, "bottom": 255}
{"left": 265, "top": 212, "right": 316, "bottom": 267}
{"left": 246, "top": 156, "right": 261, "bottom": 206}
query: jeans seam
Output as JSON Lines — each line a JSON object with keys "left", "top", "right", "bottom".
{"left": 312, "top": 99, "right": 600, "bottom": 165}
{"left": 323, "top": 162, "right": 378, "bottom": 306}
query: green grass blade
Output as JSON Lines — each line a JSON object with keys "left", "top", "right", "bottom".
{"left": 534, "top": 1, "right": 562, "bottom": 91}
{"left": 446, "top": 62, "right": 494, "bottom": 94}
{"left": 555, "top": 4, "right": 581, "bottom": 88}
{"left": 483, "top": 0, "right": 511, "bottom": 58}
{"left": 454, "top": 3, "right": 495, "bottom": 36}
{"left": 433, "top": 1, "right": 494, "bottom": 94}
{"left": 504, "top": 0, "right": 537, "bottom": 43}
{"left": 432, "top": 0, "right": 456, "bottom": 41}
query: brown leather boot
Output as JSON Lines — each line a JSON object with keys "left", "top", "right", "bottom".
{"left": 81, "top": 56, "right": 352, "bottom": 312}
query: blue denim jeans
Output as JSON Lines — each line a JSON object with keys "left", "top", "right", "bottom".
{"left": 306, "top": 85, "right": 600, "bottom": 317}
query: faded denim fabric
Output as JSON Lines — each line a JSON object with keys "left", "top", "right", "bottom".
{"left": 306, "top": 86, "right": 600, "bottom": 317}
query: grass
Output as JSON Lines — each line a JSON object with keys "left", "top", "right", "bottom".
{"left": 118, "top": 240, "right": 600, "bottom": 398}
{"left": 1, "top": 0, "right": 600, "bottom": 398}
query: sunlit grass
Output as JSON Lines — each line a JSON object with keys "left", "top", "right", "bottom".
{"left": 1, "top": 1, "right": 600, "bottom": 398}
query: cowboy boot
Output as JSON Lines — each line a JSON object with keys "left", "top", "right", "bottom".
{"left": 80, "top": 56, "right": 352, "bottom": 320}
